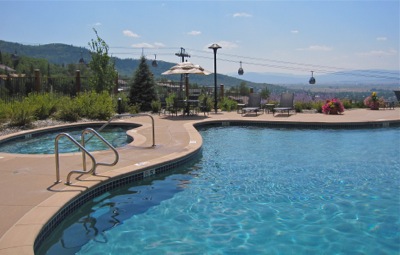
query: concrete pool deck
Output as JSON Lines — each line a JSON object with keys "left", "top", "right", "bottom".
{"left": 0, "top": 108, "right": 399, "bottom": 255}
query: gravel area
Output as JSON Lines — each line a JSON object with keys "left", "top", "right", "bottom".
{"left": 0, "top": 119, "right": 94, "bottom": 137}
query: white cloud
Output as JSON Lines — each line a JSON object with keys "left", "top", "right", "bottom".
{"left": 297, "top": 45, "right": 333, "bottom": 51}
{"left": 376, "top": 37, "right": 387, "bottom": 41}
{"left": 358, "top": 49, "right": 397, "bottom": 57}
{"left": 123, "top": 30, "right": 140, "bottom": 38}
{"left": 94, "top": 22, "right": 102, "bottom": 26}
{"left": 131, "top": 42, "right": 166, "bottom": 48}
{"left": 291, "top": 30, "right": 299, "bottom": 34}
{"left": 233, "top": 12, "right": 252, "bottom": 18}
{"left": 188, "top": 30, "right": 201, "bottom": 36}
{"left": 154, "top": 42, "right": 166, "bottom": 48}
{"left": 131, "top": 43, "right": 154, "bottom": 48}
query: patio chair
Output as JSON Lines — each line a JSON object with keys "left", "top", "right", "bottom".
{"left": 242, "top": 93, "right": 263, "bottom": 116}
{"left": 273, "top": 92, "right": 295, "bottom": 117}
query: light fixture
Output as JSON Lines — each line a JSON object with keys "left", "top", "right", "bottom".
{"left": 208, "top": 43, "right": 222, "bottom": 114}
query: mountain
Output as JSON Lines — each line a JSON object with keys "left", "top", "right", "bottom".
{"left": 229, "top": 69, "right": 400, "bottom": 85}
{"left": 4, "top": 40, "right": 396, "bottom": 90}
{"left": 1, "top": 40, "right": 288, "bottom": 92}
{"left": 0, "top": 40, "right": 90, "bottom": 66}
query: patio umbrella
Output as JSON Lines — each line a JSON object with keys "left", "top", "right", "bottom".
{"left": 0, "top": 64, "right": 16, "bottom": 73}
{"left": 162, "top": 62, "right": 211, "bottom": 98}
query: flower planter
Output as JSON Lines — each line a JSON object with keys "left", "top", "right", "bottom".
{"left": 322, "top": 98, "right": 344, "bottom": 115}
{"left": 370, "top": 102, "right": 379, "bottom": 110}
{"left": 329, "top": 108, "right": 339, "bottom": 114}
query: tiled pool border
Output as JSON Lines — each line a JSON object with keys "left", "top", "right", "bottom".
{"left": 33, "top": 149, "right": 199, "bottom": 252}
{"left": 193, "top": 119, "right": 400, "bottom": 129}
{"left": 0, "top": 122, "right": 140, "bottom": 150}
{"left": 33, "top": 118, "right": 400, "bottom": 253}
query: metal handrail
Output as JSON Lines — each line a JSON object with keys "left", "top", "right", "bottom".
{"left": 54, "top": 133, "right": 97, "bottom": 184}
{"left": 85, "top": 113, "right": 156, "bottom": 147}
{"left": 55, "top": 113, "right": 154, "bottom": 185}
{"left": 81, "top": 128, "right": 119, "bottom": 169}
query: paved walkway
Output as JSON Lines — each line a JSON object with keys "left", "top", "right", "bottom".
{"left": 0, "top": 108, "right": 399, "bottom": 255}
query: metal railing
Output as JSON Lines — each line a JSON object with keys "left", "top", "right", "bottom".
{"left": 55, "top": 114, "right": 156, "bottom": 185}
{"left": 87, "top": 113, "right": 156, "bottom": 147}
{"left": 55, "top": 128, "right": 119, "bottom": 185}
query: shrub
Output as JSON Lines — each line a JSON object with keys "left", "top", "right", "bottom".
{"left": 341, "top": 99, "right": 353, "bottom": 110}
{"left": 151, "top": 100, "right": 162, "bottom": 114}
{"left": 198, "top": 94, "right": 213, "bottom": 112}
{"left": 311, "top": 101, "right": 324, "bottom": 113}
{"left": 219, "top": 97, "right": 237, "bottom": 112}
{"left": 165, "top": 93, "right": 177, "bottom": 109}
{"left": 55, "top": 97, "right": 80, "bottom": 122}
{"left": 294, "top": 101, "right": 314, "bottom": 112}
{"left": 0, "top": 100, "right": 9, "bottom": 123}
{"left": 75, "top": 91, "right": 115, "bottom": 120}
{"left": 8, "top": 100, "right": 36, "bottom": 126}
{"left": 26, "top": 93, "right": 59, "bottom": 120}
{"left": 128, "top": 103, "right": 141, "bottom": 114}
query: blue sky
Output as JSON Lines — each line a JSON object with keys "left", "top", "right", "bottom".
{"left": 1, "top": 0, "right": 399, "bottom": 76}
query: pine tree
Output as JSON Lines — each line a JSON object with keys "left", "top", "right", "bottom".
{"left": 128, "top": 56, "right": 157, "bottom": 111}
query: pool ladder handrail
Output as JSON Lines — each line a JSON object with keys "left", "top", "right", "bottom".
{"left": 85, "top": 113, "right": 156, "bottom": 147}
{"left": 55, "top": 128, "right": 119, "bottom": 185}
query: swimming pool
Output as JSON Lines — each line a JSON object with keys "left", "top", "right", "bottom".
{"left": 0, "top": 124, "right": 137, "bottom": 154}
{"left": 37, "top": 126, "right": 400, "bottom": 254}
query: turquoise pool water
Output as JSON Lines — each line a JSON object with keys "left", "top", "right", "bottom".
{"left": 38, "top": 126, "right": 400, "bottom": 254}
{"left": 0, "top": 125, "right": 135, "bottom": 154}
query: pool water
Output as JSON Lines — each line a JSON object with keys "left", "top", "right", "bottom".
{"left": 38, "top": 126, "right": 400, "bottom": 254}
{"left": 0, "top": 125, "right": 134, "bottom": 154}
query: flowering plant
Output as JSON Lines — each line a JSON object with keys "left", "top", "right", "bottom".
{"left": 322, "top": 98, "right": 345, "bottom": 114}
{"left": 364, "top": 91, "right": 384, "bottom": 108}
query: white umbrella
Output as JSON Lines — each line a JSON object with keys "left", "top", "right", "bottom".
{"left": 161, "top": 62, "right": 212, "bottom": 75}
{"left": 0, "top": 64, "right": 16, "bottom": 73}
{"left": 162, "top": 62, "right": 211, "bottom": 98}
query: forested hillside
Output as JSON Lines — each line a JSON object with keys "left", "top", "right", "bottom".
{"left": 0, "top": 40, "right": 285, "bottom": 92}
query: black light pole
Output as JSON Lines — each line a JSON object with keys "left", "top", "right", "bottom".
{"left": 208, "top": 43, "right": 221, "bottom": 114}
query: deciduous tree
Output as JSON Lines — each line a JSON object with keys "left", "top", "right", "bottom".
{"left": 88, "top": 29, "right": 117, "bottom": 93}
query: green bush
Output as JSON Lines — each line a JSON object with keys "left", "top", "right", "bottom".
{"left": 165, "top": 93, "right": 177, "bottom": 108}
{"left": 151, "top": 100, "right": 162, "bottom": 114}
{"left": 0, "top": 100, "right": 9, "bottom": 123}
{"left": 128, "top": 103, "right": 141, "bottom": 114}
{"left": 55, "top": 97, "right": 80, "bottom": 122}
{"left": 75, "top": 91, "right": 115, "bottom": 120}
{"left": 312, "top": 101, "right": 324, "bottom": 113}
{"left": 294, "top": 101, "right": 314, "bottom": 112}
{"left": 341, "top": 99, "right": 353, "bottom": 110}
{"left": 218, "top": 97, "right": 237, "bottom": 112}
{"left": 198, "top": 94, "right": 213, "bottom": 112}
{"left": 26, "top": 93, "right": 59, "bottom": 120}
{"left": 8, "top": 100, "right": 36, "bottom": 126}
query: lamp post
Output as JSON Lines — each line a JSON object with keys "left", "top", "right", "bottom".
{"left": 208, "top": 43, "right": 221, "bottom": 114}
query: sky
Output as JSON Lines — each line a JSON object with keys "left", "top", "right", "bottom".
{"left": 1, "top": 0, "right": 399, "bottom": 77}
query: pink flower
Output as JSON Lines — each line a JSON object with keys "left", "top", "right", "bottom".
{"left": 322, "top": 98, "right": 345, "bottom": 114}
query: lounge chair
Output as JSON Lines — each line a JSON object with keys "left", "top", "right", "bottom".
{"left": 273, "top": 92, "right": 294, "bottom": 117}
{"left": 242, "top": 93, "right": 263, "bottom": 116}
